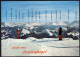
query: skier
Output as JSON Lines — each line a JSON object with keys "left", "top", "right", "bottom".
{"left": 58, "top": 27, "right": 63, "bottom": 40}
{"left": 17, "top": 28, "right": 19, "bottom": 39}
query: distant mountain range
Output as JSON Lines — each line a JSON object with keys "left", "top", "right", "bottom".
{"left": 1, "top": 20, "right": 79, "bottom": 40}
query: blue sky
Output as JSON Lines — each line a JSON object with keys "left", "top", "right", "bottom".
{"left": 1, "top": 1, "right": 79, "bottom": 22}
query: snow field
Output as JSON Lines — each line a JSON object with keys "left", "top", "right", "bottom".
{"left": 1, "top": 38, "right": 79, "bottom": 56}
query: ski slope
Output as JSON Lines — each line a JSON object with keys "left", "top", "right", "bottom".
{"left": 1, "top": 38, "right": 79, "bottom": 56}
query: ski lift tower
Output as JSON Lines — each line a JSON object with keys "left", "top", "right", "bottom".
{"left": 68, "top": 9, "right": 69, "bottom": 31}
{"left": 35, "top": 10, "right": 37, "bottom": 23}
{"left": 67, "top": 9, "right": 69, "bottom": 31}
{"left": 19, "top": 11, "right": 21, "bottom": 28}
{"left": 16, "top": 10, "right": 17, "bottom": 23}
{"left": 22, "top": 12, "right": 23, "bottom": 22}
{"left": 32, "top": 10, "right": 33, "bottom": 23}
{"left": 6, "top": 10, "right": 7, "bottom": 22}
{"left": 5, "top": 10, "right": 7, "bottom": 31}
{"left": 68, "top": 9, "right": 69, "bottom": 24}
{"left": 51, "top": 11, "right": 52, "bottom": 23}
{"left": 28, "top": 9, "right": 29, "bottom": 23}
{"left": 74, "top": 11, "right": 77, "bottom": 37}
{"left": 60, "top": 10, "right": 61, "bottom": 22}
{"left": 56, "top": 10, "right": 57, "bottom": 23}
{"left": 68, "top": 9, "right": 70, "bottom": 39}
{"left": 75, "top": 11, "right": 77, "bottom": 21}
{"left": 55, "top": 10, "right": 58, "bottom": 38}
{"left": 59, "top": 10, "right": 62, "bottom": 28}
{"left": 23, "top": 13, "right": 24, "bottom": 22}
{"left": 39, "top": 11, "right": 40, "bottom": 23}
{"left": 19, "top": 11, "right": 20, "bottom": 24}
{"left": 11, "top": 8, "right": 12, "bottom": 23}
{"left": 22, "top": 12, "right": 24, "bottom": 22}
{"left": 45, "top": 10, "right": 47, "bottom": 23}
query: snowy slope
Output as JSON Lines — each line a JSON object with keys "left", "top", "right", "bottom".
{"left": 42, "top": 29, "right": 53, "bottom": 36}
{"left": 21, "top": 28, "right": 30, "bottom": 34}
{"left": 1, "top": 38, "right": 79, "bottom": 56}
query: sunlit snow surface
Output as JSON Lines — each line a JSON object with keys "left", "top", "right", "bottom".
{"left": 1, "top": 38, "right": 79, "bottom": 56}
